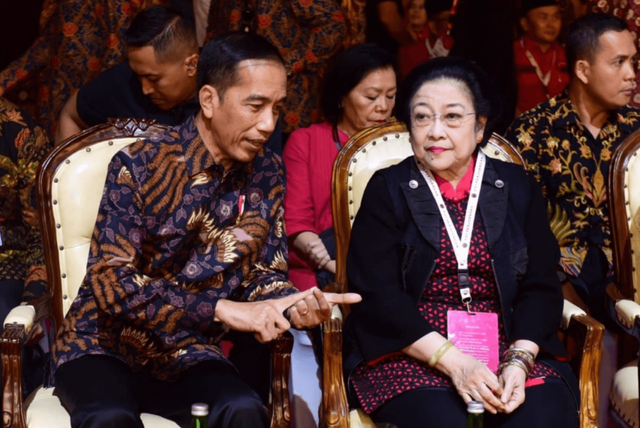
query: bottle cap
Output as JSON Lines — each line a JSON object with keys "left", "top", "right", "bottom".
{"left": 467, "top": 401, "right": 484, "bottom": 414}
{"left": 191, "top": 403, "right": 209, "bottom": 416}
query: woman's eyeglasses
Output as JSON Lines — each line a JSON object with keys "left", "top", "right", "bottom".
{"left": 412, "top": 112, "right": 476, "bottom": 128}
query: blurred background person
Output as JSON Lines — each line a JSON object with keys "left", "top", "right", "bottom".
{"left": 399, "top": 0, "right": 454, "bottom": 79}
{"left": 514, "top": 0, "right": 569, "bottom": 114}
{"left": 0, "top": 96, "right": 51, "bottom": 397}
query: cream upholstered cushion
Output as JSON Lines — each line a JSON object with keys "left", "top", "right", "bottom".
{"left": 625, "top": 149, "right": 640, "bottom": 304}
{"left": 561, "top": 299, "right": 587, "bottom": 330}
{"left": 349, "top": 409, "right": 377, "bottom": 428}
{"left": 26, "top": 387, "right": 179, "bottom": 428}
{"left": 610, "top": 360, "right": 639, "bottom": 428}
{"left": 615, "top": 300, "right": 640, "bottom": 330}
{"left": 347, "top": 131, "right": 413, "bottom": 226}
{"left": 3, "top": 305, "right": 35, "bottom": 333}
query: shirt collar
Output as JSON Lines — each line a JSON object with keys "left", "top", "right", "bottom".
{"left": 178, "top": 115, "right": 254, "bottom": 180}
{"left": 434, "top": 155, "right": 476, "bottom": 202}
{"left": 549, "top": 90, "right": 640, "bottom": 137}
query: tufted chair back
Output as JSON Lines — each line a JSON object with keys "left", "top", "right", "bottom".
{"left": 39, "top": 120, "right": 168, "bottom": 331}
{"left": 331, "top": 121, "right": 521, "bottom": 294}
{"left": 607, "top": 128, "right": 640, "bottom": 428}
{"left": 610, "top": 128, "right": 640, "bottom": 305}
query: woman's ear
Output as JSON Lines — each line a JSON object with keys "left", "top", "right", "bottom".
{"left": 476, "top": 116, "right": 488, "bottom": 142}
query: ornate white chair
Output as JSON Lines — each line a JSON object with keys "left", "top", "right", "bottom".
{"left": 607, "top": 128, "right": 640, "bottom": 428}
{"left": 1, "top": 119, "right": 293, "bottom": 428}
{"left": 321, "top": 121, "right": 604, "bottom": 428}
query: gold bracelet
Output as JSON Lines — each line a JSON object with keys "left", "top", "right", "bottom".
{"left": 428, "top": 340, "right": 455, "bottom": 367}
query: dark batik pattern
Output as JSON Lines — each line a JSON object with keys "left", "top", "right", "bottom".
{"left": 0, "top": 0, "right": 166, "bottom": 135}
{"left": 505, "top": 91, "right": 640, "bottom": 278}
{"left": 351, "top": 198, "right": 559, "bottom": 413}
{"left": 0, "top": 97, "right": 50, "bottom": 301}
{"left": 51, "top": 115, "right": 296, "bottom": 383}
{"left": 207, "top": 0, "right": 347, "bottom": 133}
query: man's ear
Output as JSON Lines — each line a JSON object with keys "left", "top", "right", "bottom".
{"left": 199, "top": 85, "right": 219, "bottom": 119}
{"left": 185, "top": 54, "right": 199, "bottom": 77}
{"left": 519, "top": 16, "right": 530, "bottom": 33}
{"left": 574, "top": 59, "right": 590, "bottom": 85}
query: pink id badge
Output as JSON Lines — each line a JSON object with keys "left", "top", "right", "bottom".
{"left": 447, "top": 310, "right": 499, "bottom": 373}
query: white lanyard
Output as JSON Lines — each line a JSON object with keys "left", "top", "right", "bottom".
{"left": 522, "top": 39, "right": 555, "bottom": 89}
{"left": 419, "top": 153, "right": 486, "bottom": 309}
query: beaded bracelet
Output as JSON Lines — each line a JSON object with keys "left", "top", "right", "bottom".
{"left": 498, "top": 359, "right": 530, "bottom": 378}
{"left": 503, "top": 347, "right": 535, "bottom": 373}
{"left": 428, "top": 340, "right": 455, "bottom": 367}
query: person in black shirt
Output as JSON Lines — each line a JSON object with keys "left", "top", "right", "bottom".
{"left": 55, "top": 6, "right": 200, "bottom": 144}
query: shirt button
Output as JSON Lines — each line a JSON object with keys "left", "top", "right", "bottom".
{"left": 495, "top": 180, "right": 504, "bottom": 188}
{"left": 409, "top": 180, "right": 419, "bottom": 189}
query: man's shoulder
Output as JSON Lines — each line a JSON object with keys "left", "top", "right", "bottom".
{"left": 79, "top": 62, "right": 134, "bottom": 95}
{"left": 509, "top": 95, "right": 568, "bottom": 133}
{"left": 113, "top": 126, "right": 179, "bottom": 166}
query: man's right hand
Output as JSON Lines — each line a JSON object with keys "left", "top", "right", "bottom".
{"left": 214, "top": 288, "right": 361, "bottom": 343}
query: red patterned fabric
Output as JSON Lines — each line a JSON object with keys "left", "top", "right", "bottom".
{"left": 0, "top": 0, "right": 166, "bottom": 135}
{"left": 350, "top": 193, "right": 560, "bottom": 413}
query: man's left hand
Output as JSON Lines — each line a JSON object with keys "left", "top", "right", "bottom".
{"left": 285, "top": 287, "right": 361, "bottom": 329}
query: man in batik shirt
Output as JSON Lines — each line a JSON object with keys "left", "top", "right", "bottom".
{"left": 0, "top": 96, "right": 50, "bottom": 395}
{"left": 505, "top": 14, "right": 640, "bottom": 322}
{"left": 50, "top": 33, "right": 359, "bottom": 428}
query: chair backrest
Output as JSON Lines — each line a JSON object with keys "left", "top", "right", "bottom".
{"left": 37, "top": 119, "right": 168, "bottom": 331}
{"left": 331, "top": 119, "right": 521, "bottom": 293}
{"left": 331, "top": 120, "right": 413, "bottom": 293}
{"left": 609, "top": 128, "right": 640, "bottom": 304}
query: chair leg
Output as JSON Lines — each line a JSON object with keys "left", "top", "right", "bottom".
{"left": 1, "top": 324, "right": 27, "bottom": 428}
{"left": 321, "top": 318, "right": 349, "bottom": 428}
{"left": 270, "top": 331, "right": 293, "bottom": 428}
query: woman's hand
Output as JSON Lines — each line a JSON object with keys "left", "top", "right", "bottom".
{"left": 436, "top": 347, "right": 505, "bottom": 414}
{"left": 498, "top": 364, "right": 527, "bottom": 413}
{"left": 292, "top": 231, "right": 333, "bottom": 269}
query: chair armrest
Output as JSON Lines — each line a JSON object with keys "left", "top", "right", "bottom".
{"left": 614, "top": 299, "right": 640, "bottom": 330}
{"left": 1, "top": 323, "right": 28, "bottom": 428}
{"left": 322, "top": 318, "right": 349, "bottom": 428}
{"left": 269, "top": 331, "right": 293, "bottom": 428}
{"left": 3, "top": 305, "right": 36, "bottom": 334}
{"left": 560, "top": 299, "right": 604, "bottom": 428}
{"left": 562, "top": 299, "right": 586, "bottom": 330}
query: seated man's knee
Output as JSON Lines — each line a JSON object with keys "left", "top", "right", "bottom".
{"left": 70, "top": 401, "right": 143, "bottom": 428}
{"left": 212, "top": 394, "right": 269, "bottom": 428}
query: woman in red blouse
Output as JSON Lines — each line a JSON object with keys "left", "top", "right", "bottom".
{"left": 283, "top": 44, "right": 398, "bottom": 292}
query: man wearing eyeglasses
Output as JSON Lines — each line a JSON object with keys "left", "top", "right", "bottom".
{"left": 505, "top": 13, "right": 640, "bottom": 324}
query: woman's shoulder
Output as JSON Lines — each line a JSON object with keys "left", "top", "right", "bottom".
{"left": 284, "top": 123, "right": 333, "bottom": 154}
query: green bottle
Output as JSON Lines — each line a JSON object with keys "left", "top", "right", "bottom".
{"left": 191, "top": 403, "right": 209, "bottom": 428}
{"left": 467, "top": 401, "right": 484, "bottom": 428}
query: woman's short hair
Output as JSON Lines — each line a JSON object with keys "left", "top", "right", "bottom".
{"left": 396, "top": 56, "right": 501, "bottom": 145}
{"left": 321, "top": 44, "right": 397, "bottom": 127}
